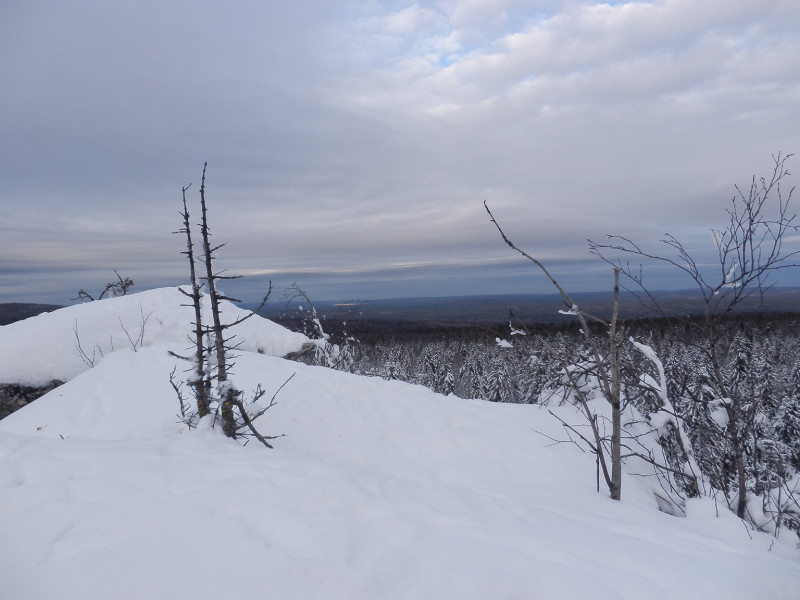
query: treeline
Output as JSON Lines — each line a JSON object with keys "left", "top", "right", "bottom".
{"left": 0, "top": 303, "right": 63, "bottom": 326}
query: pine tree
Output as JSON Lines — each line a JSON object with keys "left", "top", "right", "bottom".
{"left": 775, "top": 386, "right": 800, "bottom": 471}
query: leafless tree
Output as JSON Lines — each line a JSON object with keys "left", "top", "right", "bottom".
{"left": 284, "top": 282, "right": 327, "bottom": 341}
{"left": 73, "top": 304, "right": 151, "bottom": 368}
{"left": 196, "top": 163, "right": 258, "bottom": 438}
{"left": 174, "top": 183, "right": 211, "bottom": 418}
{"left": 485, "top": 202, "right": 625, "bottom": 500}
{"left": 172, "top": 163, "right": 277, "bottom": 447}
{"left": 74, "top": 270, "right": 134, "bottom": 302}
{"left": 281, "top": 283, "right": 361, "bottom": 371}
{"left": 588, "top": 153, "right": 798, "bottom": 519}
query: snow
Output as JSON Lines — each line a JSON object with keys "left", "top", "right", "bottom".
{"left": 0, "top": 287, "right": 309, "bottom": 386}
{"left": 1, "top": 292, "right": 799, "bottom": 599}
{"left": 496, "top": 337, "right": 513, "bottom": 348}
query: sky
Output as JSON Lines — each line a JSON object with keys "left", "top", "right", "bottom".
{"left": 2, "top": 0, "right": 799, "bottom": 305}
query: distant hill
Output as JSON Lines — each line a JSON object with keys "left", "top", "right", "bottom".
{"left": 0, "top": 303, "right": 64, "bottom": 326}
{"left": 249, "top": 287, "right": 800, "bottom": 330}
{"left": 7, "top": 287, "right": 800, "bottom": 331}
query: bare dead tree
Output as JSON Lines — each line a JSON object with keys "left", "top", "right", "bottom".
{"left": 233, "top": 373, "right": 295, "bottom": 448}
{"left": 73, "top": 304, "right": 150, "bottom": 368}
{"left": 280, "top": 284, "right": 363, "bottom": 371}
{"left": 197, "top": 162, "right": 246, "bottom": 438}
{"left": 169, "top": 366, "right": 190, "bottom": 423}
{"left": 485, "top": 201, "right": 625, "bottom": 500}
{"left": 174, "top": 183, "right": 211, "bottom": 418}
{"left": 73, "top": 320, "right": 105, "bottom": 368}
{"left": 74, "top": 270, "right": 134, "bottom": 302}
{"left": 284, "top": 282, "right": 327, "bottom": 341}
{"left": 172, "top": 163, "right": 275, "bottom": 443}
{"left": 118, "top": 304, "right": 152, "bottom": 352}
{"left": 588, "top": 152, "right": 798, "bottom": 519}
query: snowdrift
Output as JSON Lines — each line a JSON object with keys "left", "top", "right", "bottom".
{"left": 0, "top": 292, "right": 798, "bottom": 599}
{"left": 0, "top": 287, "right": 309, "bottom": 386}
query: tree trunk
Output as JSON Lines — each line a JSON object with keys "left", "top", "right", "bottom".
{"left": 198, "top": 163, "right": 237, "bottom": 437}
{"left": 609, "top": 269, "right": 622, "bottom": 501}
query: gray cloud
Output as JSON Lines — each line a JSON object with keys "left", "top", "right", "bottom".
{"left": 2, "top": 0, "right": 799, "bottom": 305}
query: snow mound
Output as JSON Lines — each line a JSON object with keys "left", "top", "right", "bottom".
{"left": 1, "top": 340, "right": 799, "bottom": 598}
{"left": 0, "top": 287, "right": 309, "bottom": 386}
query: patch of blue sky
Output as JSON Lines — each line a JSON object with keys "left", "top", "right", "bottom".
{"left": 592, "top": 0, "right": 638, "bottom": 6}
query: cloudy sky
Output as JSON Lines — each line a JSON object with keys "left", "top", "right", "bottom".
{"left": 2, "top": 0, "right": 799, "bottom": 305}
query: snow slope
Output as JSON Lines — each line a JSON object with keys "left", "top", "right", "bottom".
{"left": 0, "top": 294, "right": 798, "bottom": 599}
{"left": 0, "top": 287, "right": 309, "bottom": 386}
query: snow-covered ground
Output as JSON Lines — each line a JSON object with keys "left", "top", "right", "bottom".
{"left": 0, "top": 286, "right": 309, "bottom": 386}
{"left": 1, "top": 289, "right": 798, "bottom": 599}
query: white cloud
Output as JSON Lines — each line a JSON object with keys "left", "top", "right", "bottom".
{"left": 2, "top": 0, "right": 799, "bottom": 303}
{"left": 336, "top": 0, "right": 798, "bottom": 120}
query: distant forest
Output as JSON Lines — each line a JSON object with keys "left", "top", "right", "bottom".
{"left": 0, "top": 303, "right": 63, "bottom": 326}
{"left": 256, "top": 287, "right": 800, "bottom": 332}
{"left": 4, "top": 286, "right": 799, "bottom": 330}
